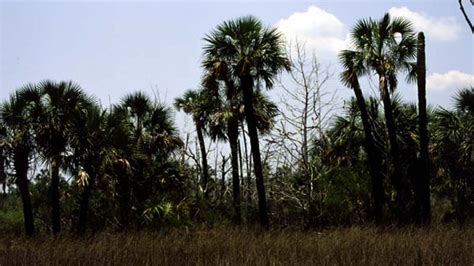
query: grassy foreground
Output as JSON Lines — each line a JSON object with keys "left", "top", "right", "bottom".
{"left": 0, "top": 226, "right": 472, "bottom": 265}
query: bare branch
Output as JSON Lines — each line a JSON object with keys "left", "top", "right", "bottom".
{"left": 459, "top": 0, "right": 474, "bottom": 33}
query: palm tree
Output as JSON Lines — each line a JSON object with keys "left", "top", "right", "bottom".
{"left": 1, "top": 85, "right": 40, "bottom": 236}
{"left": 174, "top": 89, "right": 211, "bottom": 195}
{"left": 29, "top": 80, "right": 93, "bottom": 233}
{"left": 121, "top": 91, "right": 152, "bottom": 140}
{"left": 104, "top": 105, "right": 134, "bottom": 229}
{"left": 416, "top": 32, "right": 431, "bottom": 224}
{"left": 70, "top": 104, "right": 120, "bottom": 233}
{"left": 118, "top": 92, "right": 182, "bottom": 228}
{"left": 203, "top": 60, "right": 244, "bottom": 224}
{"left": 121, "top": 91, "right": 182, "bottom": 164}
{"left": 204, "top": 70, "right": 279, "bottom": 224}
{"left": 433, "top": 87, "right": 473, "bottom": 224}
{"left": 203, "top": 16, "right": 290, "bottom": 227}
{"left": 343, "top": 13, "right": 417, "bottom": 222}
{"left": 335, "top": 48, "right": 387, "bottom": 224}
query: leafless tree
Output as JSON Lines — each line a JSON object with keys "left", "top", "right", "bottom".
{"left": 266, "top": 41, "right": 341, "bottom": 225}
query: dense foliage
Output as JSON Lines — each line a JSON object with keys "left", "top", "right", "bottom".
{"left": 0, "top": 15, "right": 472, "bottom": 236}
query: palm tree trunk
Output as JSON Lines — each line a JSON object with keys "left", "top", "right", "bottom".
{"left": 115, "top": 160, "right": 131, "bottom": 230}
{"left": 228, "top": 118, "right": 241, "bottom": 224}
{"left": 242, "top": 76, "right": 269, "bottom": 228}
{"left": 238, "top": 139, "right": 244, "bottom": 189}
{"left": 352, "top": 79, "right": 385, "bottom": 225}
{"left": 14, "top": 146, "right": 35, "bottom": 236}
{"left": 221, "top": 154, "right": 226, "bottom": 194}
{"left": 417, "top": 32, "right": 431, "bottom": 224}
{"left": 0, "top": 153, "right": 6, "bottom": 196}
{"left": 456, "top": 169, "right": 469, "bottom": 224}
{"left": 379, "top": 76, "right": 405, "bottom": 223}
{"left": 242, "top": 124, "right": 252, "bottom": 206}
{"left": 51, "top": 156, "right": 61, "bottom": 233}
{"left": 77, "top": 162, "right": 95, "bottom": 234}
{"left": 196, "top": 123, "right": 209, "bottom": 196}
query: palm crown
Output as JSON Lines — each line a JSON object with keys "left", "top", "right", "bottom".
{"left": 347, "top": 13, "right": 417, "bottom": 90}
{"left": 203, "top": 16, "right": 290, "bottom": 89}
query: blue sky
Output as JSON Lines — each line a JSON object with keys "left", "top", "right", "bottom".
{"left": 1, "top": 0, "right": 473, "bottom": 116}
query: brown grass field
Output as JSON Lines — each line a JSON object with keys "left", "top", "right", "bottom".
{"left": 0, "top": 225, "right": 472, "bottom": 265}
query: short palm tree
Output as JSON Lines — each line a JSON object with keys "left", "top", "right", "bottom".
{"left": 118, "top": 92, "right": 182, "bottom": 228}
{"left": 432, "top": 87, "right": 473, "bottom": 223}
{"left": 174, "top": 89, "right": 211, "bottom": 195}
{"left": 1, "top": 85, "right": 40, "bottom": 235}
{"left": 343, "top": 13, "right": 417, "bottom": 221}
{"left": 69, "top": 103, "right": 121, "bottom": 233}
{"left": 203, "top": 16, "right": 290, "bottom": 227}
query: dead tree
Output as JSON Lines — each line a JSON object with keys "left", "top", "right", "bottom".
{"left": 268, "top": 40, "right": 340, "bottom": 226}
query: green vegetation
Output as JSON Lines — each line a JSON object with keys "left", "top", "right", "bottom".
{"left": 0, "top": 13, "right": 472, "bottom": 264}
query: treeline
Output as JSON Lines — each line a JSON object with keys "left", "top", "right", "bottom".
{"left": 0, "top": 14, "right": 472, "bottom": 236}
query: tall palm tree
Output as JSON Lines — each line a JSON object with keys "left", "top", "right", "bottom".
{"left": 344, "top": 13, "right": 417, "bottom": 222}
{"left": 337, "top": 51, "right": 386, "bottom": 224}
{"left": 174, "top": 89, "right": 211, "bottom": 195}
{"left": 203, "top": 61, "right": 243, "bottom": 224}
{"left": 203, "top": 68, "right": 238, "bottom": 221}
{"left": 1, "top": 85, "right": 40, "bottom": 236}
{"left": 204, "top": 69, "right": 279, "bottom": 224}
{"left": 203, "top": 16, "right": 290, "bottom": 227}
{"left": 29, "top": 80, "right": 93, "bottom": 233}
{"left": 416, "top": 32, "right": 431, "bottom": 224}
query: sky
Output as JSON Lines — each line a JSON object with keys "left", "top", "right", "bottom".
{"left": 1, "top": 0, "right": 473, "bottom": 130}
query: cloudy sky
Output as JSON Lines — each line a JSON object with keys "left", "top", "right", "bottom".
{"left": 1, "top": 0, "right": 473, "bottom": 118}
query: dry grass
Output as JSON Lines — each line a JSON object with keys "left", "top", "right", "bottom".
{"left": 0, "top": 225, "right": 472, "bottom": 265}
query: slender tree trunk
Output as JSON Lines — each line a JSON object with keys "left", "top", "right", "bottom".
{"left": 77, "top": 162, "right": 96, "bottom": 234}
{"left": 238, "top": 138, "right": 246, "bottom": 215}
{"left": 0, "top": 149, "right": 6, "bottom": 196}
{"left": 228, "top": 118, "right": 241, "bottom": 224}
{"left": 14, "top": 146, "right": 35, "bottom": 236}
{"left": 196, "top": 123, "right": 209, "bottom": 196}
{"left": 456, "top": 169, "right": 468, "bottom": 224}
{"left": 301, "top": 75, "right": 314, "bottom": 227}
{"left": 352, "top": 79, "right": 385, "bottom": 225}
{"left": 242, "top": 76, "right": 269, "bottom": 228}
{"left": 116, "top": 162, "right": 131, "bottom": 230}
{"left": 51, "top": 156, "right": 61, "bottom": 233}
{"left": 416, "top": 32, "right": 431, "bottom": 224}
{"left": 221, "top": 155, "right": 226, "bottom": 194}
{"left": 242, "top": 124, "right": 252, "bottom": 206}
{"left": 379, "top": 76, "right": 405, "bottom": 223}
{"left": 238, "top": 139, "right": 244, "bottom": 189}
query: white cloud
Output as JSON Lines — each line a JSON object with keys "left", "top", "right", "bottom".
{"left": 389, "top": 7, "right": 461, "bottom": 41}
{"left": 275, "top": 6, "right": 349, "bottom": 58}
{"left": 427, "top": 70, "right": 474, "bottom": 91}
